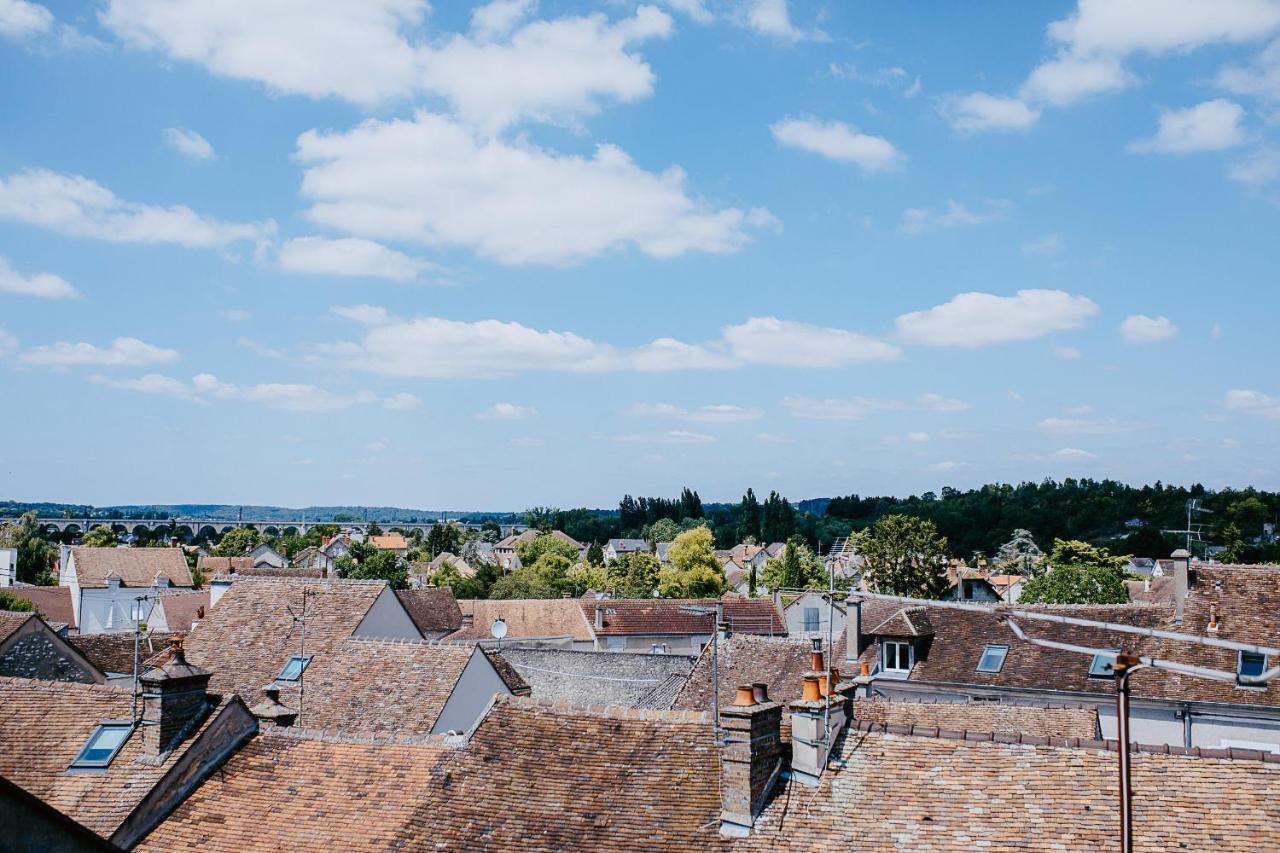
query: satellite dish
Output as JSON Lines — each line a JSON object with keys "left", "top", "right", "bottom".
{"left": 490, "top": 617, "right": 508, "bottom": 640}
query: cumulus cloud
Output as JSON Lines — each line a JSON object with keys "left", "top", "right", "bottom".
{"left": 1129, "top": 100, "right": 1247, "bottom": 154}
{"left": 740, "top": 0, "right": 810, "bottom": 40}
{"left": 918, "top": 392, "right": 971, "bottom": 412}
{"left": 928, "top": 460, "right": 970, "bottom": 472}
{"left": 0, "top": 256, "right": 79, "bottom": 299}
{"left": 1038, "top": 416, "right": 1140, "bottom": 434}
{"left": 1217, "top": 39, "right": 1280, "bottom": 109}
{"left": 1019, "top": 52, "right": 1134, "bottom": 107}
{"left": 97, "top": 371, "right": 381, "bottom": 412}
{"left": 612, "top": 430, "right": 716, "bottom": 444}
{"left": 382, "top": 392, "right": 422, "bottom": 410}
{"left": 938, "top": 93, "right": 1040, "bottom": 133}
{"left": 22, "top": 337, "right": 179, "bottom": 367}
{"left": 770, "top": 117, "right": 904, "bottom": 173}
{"left": 626, "top": 402, "right": 763, "bottom": 422}
{"left": 476, "top": 402, "right": 537, "bottom": 420}
{"left": 296, "top": 111, "right": 773, "bottom": 265}
{"left": 895, "top": 289, "right": 1099, "bottom": 347}
{"left": 721, "top": 317, "right": 900, "bottom": 367}
{"left": 1120, "top": 314, "right": 1179, "bottom": 343}
{"left": 1055, "top": 447, "right": 1098, "bottom": 460}
{"left": 163, "top": 127, "right": 215, "bottom": 161}
{"left": 279, "top": 237, "right": 430, "bottom": 281}
{"left": 899, "top": 199, "right": 1009, "bottom": 234}
{"left": 329, "top": 304, "right": 393, "bottom": 326}
{"left": 781, "top": 396, "right": 901, "bottom": 421}
{"left": 0, "top": 0, "right": 53, "bottom": 40}
{"left": 1225, "top": 388, "right": 1280, "bottom": 418}
{"left": 1228, "top": 145, "right": 1280, "bottom": 185}
{"left": 0, "top": 168, "right": 273, "bottom": 247}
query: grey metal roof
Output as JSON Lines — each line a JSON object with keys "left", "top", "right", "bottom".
{"left": 498, "top": 647, "right": 695, "bottom": 708}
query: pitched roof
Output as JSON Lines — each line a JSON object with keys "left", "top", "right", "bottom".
{"left": 137, "top": 731, "right": 452, "bottom": 853}
{"left": 196, "top": 556, "right": 252, "bottom": 573}
{"left": 152, "top": 591, "right": 210, "bottom": 632}
{"left": 852, "top": 698, "right": 1098, "bottom": 738}
{"left": 741, "top": 725, "right": 1280, "bottom": 851}
{"left": 606, "top": 538, "right": 649, "bottom": 552}
{"left": 71, "top": 632, "right": 176, "bottom": 676}
{"left": 5, "top": 585, "right": 75, "bottom": 628}
{"left": 671, "top": 634, "right": 845, "bottom": 717}
{"left": 215, "top": 565, "right": 328, "bottom": 579}
{"left": 368, "top": 534, "right": 409, "bottom": 550}
{"left": 396, "top": 587, "right": 463, "bottom": 634}
{"left": 181, "top": 578, "right": 387, "bottom": 702}
{"left": 482, "top": 648, "right": 531, "bottom": 696}
{"left": 0, "top": 609, "right": 34, "bottom": 643}
{"left": 496, "top": 647, "right": 696, "bottom": 708}
{"left": 70, "top": 547, "right": 193, "bottom": 588}
{"left": 870, "top": 606, "right": 935, "bottom": 637}
{"left": 496, "top": 529, "right": 581, "bottom": 550}
{"left": 449, "top": 598, "right": 594, "bottom": 643}
{"left": 0, "top": 676, "right": 236, "bottom": 839}
{"left": 583, "top": 596, "right": 785, "bottom": 637}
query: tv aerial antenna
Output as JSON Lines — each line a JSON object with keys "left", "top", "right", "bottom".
{"left": 1162, "top": 498, "right": 1213, "bottom": 556}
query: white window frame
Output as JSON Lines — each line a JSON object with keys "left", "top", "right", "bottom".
{"left": 976, "top": 644, "right": 1009, "bottom": 674}
{"left": 1088, "top": 650, "right": 1118, "bottom": 679}
{"left": 1238, "top": 651, "right": 1268, "bottom": 688}
{"left": 276, "top": 655, "right": 313, "bottom": 682}
{"left": 70, "top": 721, "right": 134, "bottom": 769}
{"left": 881, "top": 640, "right": 912, "bottom": 674}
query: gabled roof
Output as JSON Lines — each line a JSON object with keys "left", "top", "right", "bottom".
{"left": 196, "top": 556, "right": 252, "bottom": 573}
{"left": 495, "top": 529, "right": 582, "bottom": 550}
{"left": 606, "top": 538, "right": 650, "bottom": 552}
{"left": 71, "top": 632, "right": 176, "bottom": 676}
{"left": 0, "top": 611, "right": 104, "bottom": 683}
{"left": 672, "top": 633, "right": 845, "bottom": 718}
{"left": 152, "top": 591, "right": 210, "bottom": 632}
{"left": 496, "top": 647, "right": 695, "bottom": 708}
{"left": 70, "top": 547, "right": 193, "bottom": 589}
{"left": 396, "top": 587, "right": 463, "bottom": 634}
{"left": 0, "top": 676, "right": 239, "bottom": 840}
{"left": 870, "top": 606, "right": 935, "bottom": 637}
{"left": 368, "top": 534, "right": 409, "bottom": 550}
{"left": 582, "top": 596, "right": 785, "bottom": 637}
{"left": 137, "top": 731, "right": 453, "bottom": 853}
{"left": 449, "top": 598, "right": 594, "bottom": 643}
{"left": 4, "top": 585, "right": 75, "bottom": 628}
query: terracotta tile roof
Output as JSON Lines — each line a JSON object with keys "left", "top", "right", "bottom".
{"left": 71, "top": 632, "right": 176, "bottom": 676}
{"left": 196, "top": 556, "right": 252, "bottom": 573}
{"left": 582, "top": 596, "right": 785, "bottom": 637}
{"left": 449, "top": 598, "right": 594, "bottom": 643}
{"left": 741, "top": 725, "right": 1280, "bottom": 851}
{"left": 0, "top": 609, "right": 34, "bottom": 642}
{"left": 870, "top": 606, "right": 935, "bottom": 637}
{"left": 0, "top": 676, "right": 235, "bottom": 839}
{"left": 152, "top": 591, "right": 210, "bottom": 632}
{"left": 181, "top": 578, "right": 387, "bottom": 702}
{"left": 137, "top": 731, "right": 452, "bottom": 853}
{"left": 496, "top": 647, "right": 695, "bottom": 707}
{"left": 368, "top": 534, "right": 409, "bottom": 550}
{"left": 5, "top": 586, "right": 75, "bottom": 628}
{"left": 1127, "top": 574, "right": 1175, "bottom": 604}
{"left": 71, "top": 547, "right": 193, "bottom": 589}
{"left": 672, "top": 634, "right": 845, "bottom": 718}
{"left": 852, "top": 698, "right": 1099, "bottom": 738}
{"left": 396, "top": 587, "right": 463, "bottom": 634}
{"left": 219, "top": 565, "right": 328, "bottom": 579}
{"left": 400, "top": 696, "right": 721, "bottom": 850}
{"left": 482, "top": 648, "right": 531, "bottom": 696}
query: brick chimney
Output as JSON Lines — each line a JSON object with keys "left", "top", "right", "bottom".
{"left": 1172, "top": 549, "right": 1191, "bottom": 625}
{"left": 718, "top": 684, "right": 783, "bottom": 837}
{"left": 140, "top": 636, "right": 212, "bottom": 756}
{"left": 845, "top": 594, "right": 864, "bottom": 668}
{"left": 594, "top": 604, "right": 604, "bottom": 631}
{"left": 789, "top": 649, "right": 852, "bottom": 787}
{"left": 249, "top": 685, "right": 298, "bottom": 728}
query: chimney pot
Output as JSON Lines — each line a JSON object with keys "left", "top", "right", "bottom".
{"left": 250, "top": 684, "right": 298, "bottom": 728}
{"left": 751, "top": 682, "right": 769, "bottom": 704}
{"left": 733, "top": 684, "right": 756, "bottom": 707}
{"left": 860, "top": 660, "right": 870, "bottom": 677}
{"left": 810, "top": 649, "right": 825, "bottom": 672}
{"left": 801, "top": 674, "right": 822, "bottom": 702}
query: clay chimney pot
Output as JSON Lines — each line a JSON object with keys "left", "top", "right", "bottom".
{"left": 733, "top": 684, "right": 756, "bottom": 707}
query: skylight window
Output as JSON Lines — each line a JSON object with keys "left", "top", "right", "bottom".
{"left": 276, "top": 655, "right": 313, "bottom": 682}
{"left": 1239, "top": 651, "right": 1268, "bottom": 687}
{"left": 71, "top": 722, "right": 133, "bottom": 769}
{"left": 976, "top": 644, "right": 1008, "bottom": 673}
{"left": 1088, "top": 651, "right": 1118, "bottom": 678}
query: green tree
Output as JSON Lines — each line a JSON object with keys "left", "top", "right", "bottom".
{"left": 429, "top": 557, "right": 467, "bottom": 589}
{"left": 738, "top": 489, "right": 761, "bottom": 543}
{"left": 586, "top": 541, "right": 605, "bottom": 566}
{"left": 426, "top": 523, "right": 463, "bottom": 558}
{"left": 214, "top": 527, "right": 262, "bottom": 557}
{"left": 336, "top": 546, "right": 407, "bottom": 589}
{"left": 856, "top": 515, "right": 950, "bottom": 598}
{"left": 657, "top": 526, "right": 725, "bottom": 598}
{"left": 0, "top": 590, "right": 34, "bottom": 612}
{"left": 645, "top": 518, "right": 682, "bottom": 546}
{"left": 480, "top": 520, "right": 502, "bottom": 543}
{"left": 516, "top": 533, "right": 579, "bottom": 567}
{"left": 761, "top": 535, "right": 826, "bottom": 591}
{"left": 1124, "top": 526, "right": 1173, "bottom": 560}
{"left": 524, "top": 506, "right": 559, "bottom": 532}
{"left": 761, "top": 491, "right": 796, "bottom": 543}
{"left": 0, "top": 512, "right": 56, "bottom": 585}
{"left": 608, "top": 551, "right": 662, "bottom": 598}
{"left": 81, "top": 526, "right": 118, "bottom": 548}
{"left": 1045, "top": 539, "right": 1128, "bottom": 573}
{"left": 454, "top": 556, "right": 502, "bottom": 600}
{"left": 567, "top": 561, "right": 609, "bottom": 595}
{"left": 1019, "top": 564, "right": 1129, "bottom": 604}
{"left": 1220, "top": 523, "right": 1246, "bottom": 564}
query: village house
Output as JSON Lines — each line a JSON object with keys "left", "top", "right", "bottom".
{"left": 780, "top": 590, "right": 846, "bottom": 640}
{"left": 247, "top": 542, "right": 286, "bottom": 568}
{"left": 59, "top": 547, "right": 194, "bottom": 635}
{"left": 0, "top": 610, "right": 103, "bottom": 683}
{"left": 367, "top": 532, "right": 410, "bottom": 557}
{"left": 3, "top": 585, "right": 76, "bottom": 630}
{"left": 396, "top": 587, "right": 464, "bottom": 640}
{"left": 289, "top": 544, "right": 333, "bottom": 572}
{"left": 602, "top": 538, "right": 650, "bottom": 562}
{"left": 0, "top": 546, "right": 15, "bottom": 587}
{"left": 448, "top": 598, "right": 596, "bottom": 650}
{"left": 582, "top": 595, "right": 786, "bottom": 654}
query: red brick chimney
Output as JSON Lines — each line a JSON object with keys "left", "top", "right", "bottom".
{"left": 140, "top": 636, "right": 212, "bottom": 756}
{"left": 718, "top": 684, "right": 782, "bottom": 836}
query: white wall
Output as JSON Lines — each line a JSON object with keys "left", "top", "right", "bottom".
{"left": 77, "top": 587, "right": 157, "bottom": 635}
{"left": 432, "top": 648, "right": 511, "bottom": 734}
{"left": 0, "top": 547, "right": 15, "bottom": 587}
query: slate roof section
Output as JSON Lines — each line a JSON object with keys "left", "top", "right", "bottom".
{"left": 852, "top": 698, "right": 1099, "bottom": 738}
{"left": 152, "top": 591, "right": 210, "bottom": 632}
{"left": 196, "top": 556, "right": 252, "bottom": 574}
{"left": 5, "top": 585, "right": 75, "bottom": 628}
{"left": 482, "top": 648, "right": 531, "bottom": 696}
{"left": 70, "top": 547, "right": 193, "bottom": 589}
{"left": 671, "top": 634, "right": 845, "bottom": 716}
{"left": 870, "top": 606, "right": 935, "bottom": 637}
{"left": 583, "top": 596, "right": 786, "bottom": 637}
{"left": 72, "top": 632, "right": 176, "bottom": 676}
{"left": 0, "top": 676, "right": 235, "bottom": 840}
{"left": 449, "top": 598, "right": 594, "bottom": 643}
{"left": 497, "top": 647, "right": 695, "bottom": 707}
{"left": 741, "top": 725, "right": 1280, "bottom": 851}
{"left": 137, "top": 731, "right": 452, "bottom": 853}
{"left": 396, "top": 587, "right": 463, "bottom": 635}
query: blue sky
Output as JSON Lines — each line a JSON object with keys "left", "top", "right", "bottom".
{"left": 1, "top": 0, "right": 1279, "bottom": 510}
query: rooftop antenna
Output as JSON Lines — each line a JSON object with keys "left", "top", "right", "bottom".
{"left": 285, "top": 587, "right": 313, "bottom": 725}
{"left": 130, "top": 592, "right": 155, "bottom": 721}
{"left": 1162, "top": 498, "right": 1212, "bottom": 556}
{"left": 680, "top": 603, "right": 724, "bottom": 746}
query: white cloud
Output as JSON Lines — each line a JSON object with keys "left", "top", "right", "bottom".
{"left": 1120, "top": 314, "right": 1179, "bottom": 343}
{"left": 1022, "top": 233, "right": 1063, "bottom": 256}
{"left": 770, "top": 117, "right": 904, "bottom": 173}
{"left": 0, "top": 327, "right": 17, "bottom": 357}
{"left": 828, "top": 63, "right": 920, "bottom": 97}
{"left": 721, "top": 317, "right": 900, "bottom": 367}
{"left": 0, "top": 168, "right": 273, "bottom": 247}
{"left": 895, "top": 289, "right": 1099, "bottom": 348}
{"left": 94, "top": 371, "right": 382, "bottom": 412}
{"left": 899, "top": 199, "right": 1009, "bottom": 234}
{"left": 1046, "top": 0, "right": 1280, "bottom": 57}
{"left": 1226, "top": 388, "right": 1280, "bottom": 419}
{"left": 296, "top": 111, "right": 772, "bottom": 265}
{"left": 905, "top": 431, "right": 931, "bottom": 443}
{"left": 1218, "top": 39, "right": 1280, "bottom": 108}
{"left": 1055, "top": 447, "right": 1098, "bottom": 460}
{"left": 382, "top": 392, "right": 422, "bottom": 410}
{"left": 476, "top": 402, "right": 537, "bottom": 420}
{"left": 781, "top": 396, "right": 901, "bottom": 421}
{"left": 1054, "top": 345, "right": 1083, "bottom": 360}
{"left": 89, "top": 372, "right": 198, "bottom": 401}
{"left": 938, "top": 93, "right": 1040, "bottom": 133}
{"left": 1065, "top": 404, "right": 1095, "bottom": 416}
{"left": 470, "top": 0, "right": 535, "bottom": 41}
{"left": 22, "top": 337, "right": 179, "bottom": 367}
{"left": 1129, "top": 100, "right": 1247, "bottom": 154}
{"left": 1020, "top": 52, "right": 1134, "bottom": 107}
{"left": 0, "top": 256, "right": 79, "bottom": 299}
{"left": 163, "top": 127, "right": 215, "bottom": 161}
{"left": 756, "top": 432, "right": 794, "bottom": 444}
{"left": 0, "top": 0, "right": 52, "bottom": 39}
{"left": 279, "top": 237, "right": 429, "bottom": 281}
{"left": 612, "top": 430, "right": 716, "bottom": 444}
{"left": 220, "top": 308, "right": 252, "bottom": 322}
{"left": 626, "top": 402, "right": 763, "bottom": 422}
{"left": 1038, "top": 416, "right": 1139, "bottom": 434}
{"left": 1228, "top": 145, "right": 1280, "bottom": 184}
{"left": 741, "top": 0, "right": 808, "bottom": 40}
{"left": 330, "top": 304, "right": 392, "bottom": 326}
{"left": 928, "top": 460, "right": 970, "bottom": 472}
{"left": 918, "top": 392, "right": 970, "bottom": 412}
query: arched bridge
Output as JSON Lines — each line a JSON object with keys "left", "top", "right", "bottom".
{"left": 2, "top": 517, "right": 496, "bottom": 540}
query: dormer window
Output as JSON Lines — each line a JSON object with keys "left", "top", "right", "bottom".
{"left": 1088, "top": 651, "right": 1118, "bottom": 678}
{"left": 71, "top": 722, "right": 133, "bottom": 769}
{"left": 976, "top": 644, "right": 1008, "bottom": 673}
{"left": 881, "top": 640, "right": 912, "bottom": 674}
{"left": 1239, "top": 651, "right": 1268, "bottom": 688}
{"left": 276, "top": 655, "right": 313, "bottom": 682}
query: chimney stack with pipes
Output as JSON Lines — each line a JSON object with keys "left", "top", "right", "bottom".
{"left": 594, "top": 604, "right": 604, "bottom": 631}
{"left": 789, "top": 641, "right": 851, "bottom": 787}
{"left": 1172, "top": 549, "right": 1191, "bottom": 625}
{"left": 845, "top": 595, "right": 864, "bottom": 668}
{"left": 249, "top": 685, "right": 298, "bottom": 728}
{"left": 140, "top": 636, "right": 212, "bottom": 756}
{"left": 718, "top": 684, "right": 782, "bottom": 837}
